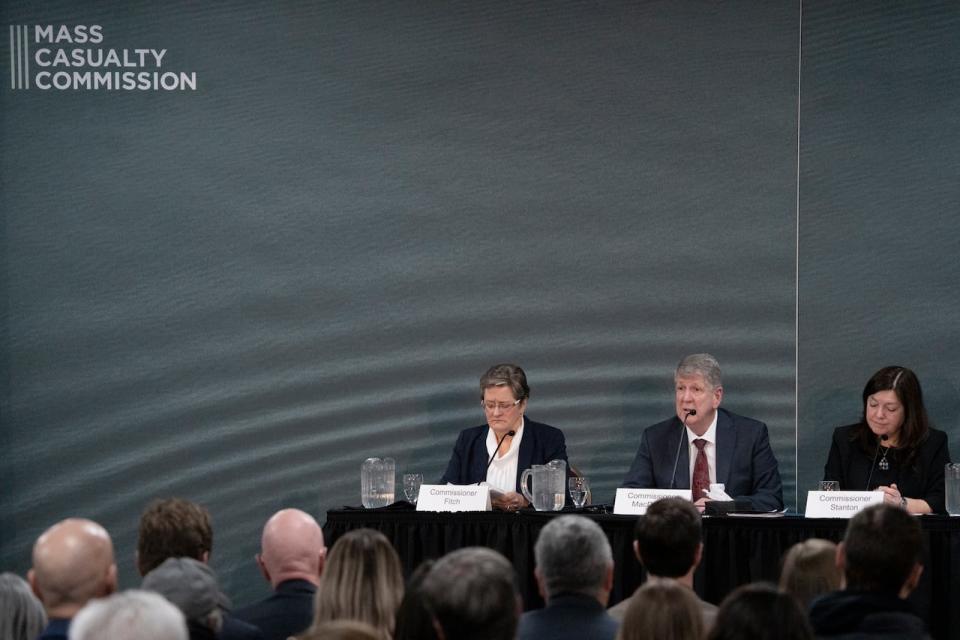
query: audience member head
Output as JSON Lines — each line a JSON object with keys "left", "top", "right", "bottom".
{"left": 296, "top": 620, "right": 382, "bottom": 640}
{"left": 28, "top": 518, "right": 117, "bottom": 619}
{"left": 394, "top": 560, "right": 439, "bottom": 640}
{"left": 142, "top": 557, "right": 224, "bottom": 635}
{"left": 707, "top": 583, "right": 813, "bottom": 640}
{"left": 778, "top": 538, "right": 840, "bottom": 610}
{"left": 137, "top": 498, "right": 213, "bottom": 576}
{"left": 69, "top": 589, "right": 188, "bottom": 640}
{"left": 840, "top": 503, "right": 923, "bottom": 598}
{"left": 257, "top": 508, "right": 326, "bottom": 588}
{"left": 617, "top": 580, "right": 704, "bottom": 640}
{"left": 420, "top": 547, "right": 519, "bottom": 640}
{"left": 534, "top": 515, "right": 614, "bottom": 604}
{"left": 308, "top": 528, "right": 403, "bottom": 640}
{"left": 634, "top": 498, "right": 703, "bottom": 582}
{"left": 0, "top": 572, "right": 47, "bottom": 640}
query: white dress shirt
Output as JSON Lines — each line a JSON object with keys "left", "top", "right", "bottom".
{"left": 484, "top": 417, "right": 524, "bottom": 493}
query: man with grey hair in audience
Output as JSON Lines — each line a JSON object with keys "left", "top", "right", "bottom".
{"left": 420, "top": 547, "right": 520, "bottom": 640}
{"left": 517, "top": 515, "right": 618, "bottom": 640}
{"left": 28, "top": 518, "right": 118, "bottom": 640}
{"left": 69, "top": 590, "right": 188, "bottom": 640}
{"left": 622, "top": 353, "right": 784, "bottom": 511}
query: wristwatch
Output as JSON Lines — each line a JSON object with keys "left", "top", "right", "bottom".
{"left": 900, "top": 496, "right": 908, "bottom": 509}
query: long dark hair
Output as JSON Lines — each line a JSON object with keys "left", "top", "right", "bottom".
{"left": 853, "top": 366, "right": 930, "bottom": 465}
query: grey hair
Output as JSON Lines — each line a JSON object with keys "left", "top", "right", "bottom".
{"left": 0, "top": 572, "right": 47, "bottom": 640}
{"left": 534, "top": 515, "right": 613, "bottom": 600}
{"left": 421, "top": 547, "right": 518, "bottom": 640}
{"left": 675, "top": 353, "right": 722, "bottom": 389}
{"left": 479, "top": 364, "right": 530, "bottom": 401}
{"left": 69, "top": 590, "right": 188, "bottom": 640}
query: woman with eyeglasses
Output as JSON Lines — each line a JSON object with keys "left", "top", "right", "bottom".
{"left": 440, "top": 363, "right": 568, "bottom": 511}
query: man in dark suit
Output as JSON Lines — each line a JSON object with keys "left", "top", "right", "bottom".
{"left": 136, "top": 498, "right": 264, "bottom": 640}
{"left": 516, "top": 515, "right": 619, "bottom": 640}
{"left": 28, "top": 518, "right": 118, "bottom": 640}
{"left": 622, "top": 353, "right": 783, "bottom": 511}
{"left": 440, "top": 363, "right": 568, "bottom": 511}
{"left": 234, "top": 509, "right": 325, "bottom": 640}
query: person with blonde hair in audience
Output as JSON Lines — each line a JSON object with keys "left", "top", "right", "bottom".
{"left": 0, "top": 572, "right": 48, "bottom": 640}
{"left": 617, "top": 580, "right": 704, "bottom": 640}
{"left": 296, "top": 620, "right": 381, "bottom": 640}
{"left": 28, "top": 518, "right": 118, "bottom": 640}
{"left": 68, "top": 589, "right": 188, "bottom": 640}
{"left": 299, "top": 528, "right": 403, "bottom": 640}
{"left": 707, "top": 583, "right": 813, "bottom": 640}
{"left": 778, "top": 538, "right": 841, "bottom": 611}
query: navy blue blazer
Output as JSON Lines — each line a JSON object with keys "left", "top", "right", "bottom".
{"left": 622, "top": 408, "right": 784, "bottom": 511}
{"left": 517, "top": 594, "right": 619, "bottom": 640}
{"left": 440, "top": 418, "right": 568, "bottom": 494}
{"left": 233, "top": 579, "right": 316, "bottom": 640}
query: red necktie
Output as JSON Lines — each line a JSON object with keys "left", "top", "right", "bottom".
{"left": 692, "top": 438, "right": 710, "bottom": 501}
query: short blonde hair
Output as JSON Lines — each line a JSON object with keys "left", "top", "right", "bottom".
{"left": 778, "top": 539, "right": 840, "bottom": 609}
{"left": 307, "top": 529, "right": 403, "bottom": 640}
{"left": 618, "top": 580, "right": 704, "bottom": 640}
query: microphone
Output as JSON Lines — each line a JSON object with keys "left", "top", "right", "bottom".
{"left": 865, "top": 434, "right": 889, "bottom": 491}
{"left": 669, "top": 409, "right": 696, "bottom": 489}
{"left": 486, "top": 430, "right": 516, "bottom": 473}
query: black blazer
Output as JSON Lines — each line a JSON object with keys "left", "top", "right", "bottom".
{"left": 621, "top": 408, "right": 784, "bottom": 511}
{"left": 233, "top": 579, "right": 316, "bottom": 640}
{"left": 439, "top": 418, "right": 568, "bottom": 494}
{"left": 823, "top": 423, "right": 952, "bottom": 513}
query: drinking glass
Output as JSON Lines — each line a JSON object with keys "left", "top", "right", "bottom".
{"left": 404, "top": 473, "right": 423, "bottom": 504}
{"left": 946, "top": 464, "right": 960, "bottom": 515}
{"left": 819, "top": 481, "right": 839, "bottom": 492}
{"left": 569, "top": 477, "right": 590, "bottom": 509}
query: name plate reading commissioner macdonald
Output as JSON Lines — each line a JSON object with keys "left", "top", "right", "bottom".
{"left": 614, "top": 488, "right": 693, "bottom": 515}
{"left": 417, "top": 484, "right": 491, "bottom": 512}
{"left": 804, "top": 491, "right": 884, "bottom": 518}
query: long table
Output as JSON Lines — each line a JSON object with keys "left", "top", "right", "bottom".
{"left": 323, "top": 508, "right": 960, "bottom": 640}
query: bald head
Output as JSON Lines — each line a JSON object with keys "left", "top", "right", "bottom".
{"left": 258, "top": 509, "right": 325, "bottom": 588}
{"left": 28, "top": 518, "right": 117, "bottom": 618}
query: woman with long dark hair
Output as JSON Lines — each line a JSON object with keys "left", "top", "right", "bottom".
{"left": 823, "top": 366, "right": 952, "bottom": 514}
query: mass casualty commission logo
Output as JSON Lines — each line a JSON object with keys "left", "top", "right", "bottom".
{"left": 8, "top": 24, "right": 197, "bottom": 91}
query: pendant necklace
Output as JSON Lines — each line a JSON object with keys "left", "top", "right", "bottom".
{"left": 878, "top": 446, "right": 890, "bottom": 471}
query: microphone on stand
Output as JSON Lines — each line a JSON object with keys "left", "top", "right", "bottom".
{"left": 864, "top": 434, "right": 889, "bottom": 491}
{"left": 669, "top": 409, "right": 697, "bottom": 489}
{"left": 486, "top": 430, "right": 516, "bottom": 473}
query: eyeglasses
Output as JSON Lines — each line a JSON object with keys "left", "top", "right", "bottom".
{"left": 481, "top": 399, "right": 522, "bottom": 412}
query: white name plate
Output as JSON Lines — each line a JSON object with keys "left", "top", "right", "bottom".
{"left": 614, "top": 488, "right": 692, "bottom": 515}
{"left": 417, "top": 484, "right": 491, "bottom": 512}
{"left": 805, "top": 491, "right": 884, "bottom": 518}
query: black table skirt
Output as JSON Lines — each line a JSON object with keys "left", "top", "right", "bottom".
{"left": 323, "top": 508, "right": 960, "bottom": 640}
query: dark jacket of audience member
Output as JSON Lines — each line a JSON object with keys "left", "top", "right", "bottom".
{"left": 809, "top": 505, "right": 929, "bottom": 639}
{"left": 394, "top": 561, "right": 439, "bottom": 640}
{"left": 234, "top": 509, "right": 325, "bottom": 640}
{"left": 517, "top": 515, "right": 619, "bottom": 640}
